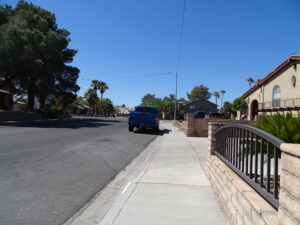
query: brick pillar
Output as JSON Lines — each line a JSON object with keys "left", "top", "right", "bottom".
{"left": 186, "top": 113, "right": 195, "bottom": 136}
{"left": 206, "top": 123, "right": 223, "bottom": 176}
{"left": 278, "top": 143, "right": 300, "bottom": 225}
{"left": 208, "top": 122, "right": 223, "bottom": 155}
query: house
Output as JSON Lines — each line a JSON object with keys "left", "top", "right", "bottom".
{"left": 116, "top": 106, "right": 130, "bottom": 116}
{"left": 180, "top": 99, "right": 218, "bottom": 114}
{"left": 241, "top": 54, "right": 300, "bottom": 120}
{"left": 0, "top": 89, "right": 13, "bottom": 110}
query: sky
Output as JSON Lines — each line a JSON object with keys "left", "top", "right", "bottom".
{"left": 3, "top": 0, "right": 300, "bottom": 107}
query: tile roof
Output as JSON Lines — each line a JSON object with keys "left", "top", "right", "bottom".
{"left": 241, "top": 54, "right": 300, "bottom": 99}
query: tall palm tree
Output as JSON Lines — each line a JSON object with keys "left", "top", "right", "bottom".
{"left": 220, "top": 90, "right": 226, "bottom": 108}
{"left": 98, "top": 81, "right": 109, "bottom": 115}
{"left": 91, "top": 80, "right": 99, "bottom": 93}
{"left": 246, "top": 77, "right": 254, "bottom": 88}
{"left": 212, "top": 91, "right": 220, "bottom": 106}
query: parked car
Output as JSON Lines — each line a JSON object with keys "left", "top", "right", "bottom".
{"left": 209, "top": 112, "right": 230, "bottom": 119}
{"left": 193, "top": 111, "right": 210, "bottom": 119}
{"left": 128, "top": 106, "right": 159, "bottom": 133}
{"left": 193, "top": 111, "right": 230, "bottom": 119}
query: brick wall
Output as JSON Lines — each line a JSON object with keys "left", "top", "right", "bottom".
{"left": 185, "top": 113, "right": 253, "bottom": 137}
{"left": 278, "top": 144, "right": 300, "bottom": 225}
{"left": 207, "top": 123, "right": 300, "bottom": 225}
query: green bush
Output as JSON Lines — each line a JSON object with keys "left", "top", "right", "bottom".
{"left": 254, "top": 113, "right": 300, "bottom": 143}
{"left": 42, "top": 104, "right": 69, "bottom": 119}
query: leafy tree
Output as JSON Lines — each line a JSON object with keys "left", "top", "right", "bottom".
{"left": 0, "top": 1, "right": 79, "bottom": 110}
{"left": 232, "top": 98, "right": 248, "bottom": 111}
{"left": 73, "top": 96, "right": 87, "bottom": 106}
{"left": 84, "top": 88, "right": 98, "bottom": 115}
{"left": 99, "top": 98, "right": 114, "bottom": 116}
{"left": 15, "top": 96, "right": 27, "bottom": 103}
{"left": 141, "top": 94, "right": 156, "bottom": 106}
{"left": 212, "top": 91, "right": 220, "bottom": 106}
{"left": 222, "top": 101, "right": 233, "bottom": 113}
{"left": 220, "top": 90, "right": 226, "bottom": 108}
{"left": 187, "top": 85, "right": 211, "bottom": 102}
{"left": 246, "top": 77, "right": 254, "bottom": 88}
{"left": 161, "top": 94, "right": 175, "bottom": 119}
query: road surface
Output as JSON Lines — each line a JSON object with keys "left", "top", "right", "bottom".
{"left": 0, "top": 117, "right": 158, "bottom": 225}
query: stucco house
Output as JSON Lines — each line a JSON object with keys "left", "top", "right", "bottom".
{"left": 241, "top": 54, "right": 300, "bottom": 120}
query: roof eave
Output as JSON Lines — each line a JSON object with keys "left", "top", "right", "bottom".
{"left": 241, "top": 55, "right": 300, "bottom": 99}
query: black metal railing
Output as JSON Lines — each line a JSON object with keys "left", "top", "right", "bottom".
{"left": 215, "top": 124, "right": 285, "bottom": 209}
{"left": 258, "top": 98, "right": 300, "bottom": 110}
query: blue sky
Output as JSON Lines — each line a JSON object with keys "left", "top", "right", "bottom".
{"left": 4, "top": 0, "right": 300, "bottom": 107}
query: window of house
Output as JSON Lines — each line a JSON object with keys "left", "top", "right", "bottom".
{"left": 189, "top": 105, "right": 195, "bottom": 110}
{"left": 272, "top": 85, "right": 281, "bottom": 107}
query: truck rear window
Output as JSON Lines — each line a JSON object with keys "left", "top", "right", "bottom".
{"left": 135, "top": 107, "right": 157, "bottom": 114}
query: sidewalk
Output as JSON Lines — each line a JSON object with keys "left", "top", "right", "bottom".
{"left": 67, "top": 121, "right": 229, "bottom": 225}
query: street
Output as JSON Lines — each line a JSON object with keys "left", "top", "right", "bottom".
{"left": 0, "top": 117, "right": 157, "bottom": 225}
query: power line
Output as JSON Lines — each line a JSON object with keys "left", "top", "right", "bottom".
{"left": 79, "top": 72, "right": 172, "bottom": 81}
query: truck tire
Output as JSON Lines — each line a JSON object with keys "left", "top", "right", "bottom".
{"left": 129, "top": 126, "right": 134, "bottom": 132}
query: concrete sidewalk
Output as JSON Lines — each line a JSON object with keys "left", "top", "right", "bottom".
{"left": 67, "top": 121, "right": 229, "bottom": 225}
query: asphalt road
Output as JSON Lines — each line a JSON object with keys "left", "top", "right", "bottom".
{"left": 0, "top": 117, "right": 158, "bottom": 225}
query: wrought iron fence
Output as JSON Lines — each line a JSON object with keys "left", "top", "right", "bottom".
{"left": 259, "top": 98, "right": 300, "bottom": 110}
{"left": 215, "top": 124, "right": 285, "bottom": 209}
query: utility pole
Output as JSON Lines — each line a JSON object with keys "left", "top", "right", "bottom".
{"left": 174, "top": 72, "right": 178, "bottom": 121}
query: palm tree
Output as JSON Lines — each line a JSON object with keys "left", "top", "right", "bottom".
{"left": 220, "top": 90, "right": 226, "bottom": 108}
{"left": 212, "top": 91, "right": 220, "bottom": 106}
{"left": 98, "top": 81, "right": 109, "bottom": 115}
{"left": 246, "top": 77, "right": 254, "bottom": 88}
{"left": 91, "top": 80, "right": 99, "bottom": 93}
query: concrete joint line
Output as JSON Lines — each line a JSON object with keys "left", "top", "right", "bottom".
{"left": 98, "top": 136, "right": 161, "bottom": 225}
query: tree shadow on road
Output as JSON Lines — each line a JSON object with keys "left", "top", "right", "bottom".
{"left": 0, "top": 118, "right": 122, "bottom": 129}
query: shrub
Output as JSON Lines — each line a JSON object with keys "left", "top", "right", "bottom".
{"left": 254, "top": 113, "right": 300, "bottom": 143}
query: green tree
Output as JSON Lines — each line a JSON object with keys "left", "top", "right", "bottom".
{"left": 246, "top": 77, "right": 254, "bottom": 88}
{"left": 84, "top": 88, "right": 98, "bottom": 115}
{"left": 232, "top": 98, "right": 248, "bottom": 111}
{"left": 187, "top": 85, "right": 211, "bottom": 102}
{"left": 162, "top": 94, "right": 175, "bottom": 119}
{"left": 222, "top": 101, "right": 233, "bottom": 113}
{"left": 98, "top": 98, "right": 114, "bottom": 116}
{"left": 141, "top": 94, "right": 156, "bottom": 106}
{"left": 212, "top": 91, "right": 220, "bottom": 106}
{"left": 0, "top": 1, "right": 79, "bottom": 110}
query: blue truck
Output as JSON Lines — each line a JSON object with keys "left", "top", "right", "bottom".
{"left": 128, "top": 106, "right": 160, "bottom": 133}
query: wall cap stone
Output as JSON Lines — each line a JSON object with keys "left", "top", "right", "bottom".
{"left": 280, "top": 144, "right": 300, "bottom": 158}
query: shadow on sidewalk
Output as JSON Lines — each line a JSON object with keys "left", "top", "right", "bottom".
{"left": 134, "top": 128, "right": 172, "bottom": 136}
